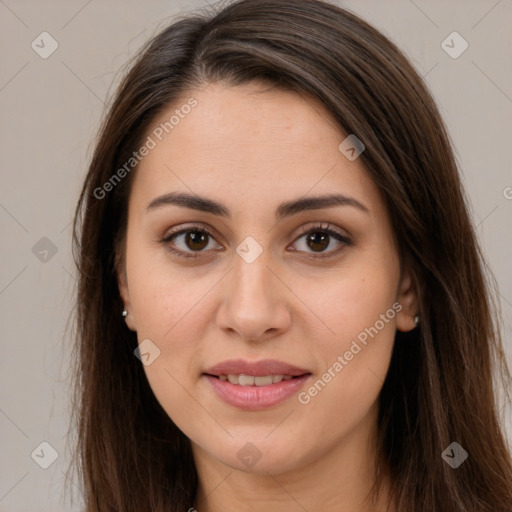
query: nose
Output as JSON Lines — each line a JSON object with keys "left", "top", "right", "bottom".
{"left": 216, "top": 247, "right": 292, "bottom": 343}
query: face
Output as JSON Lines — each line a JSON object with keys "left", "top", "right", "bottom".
{"left": 118, "top": 81, "right": 418, "bottom": 476}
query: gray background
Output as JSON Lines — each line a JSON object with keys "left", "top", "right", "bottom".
{"left": 0, "top": 1, "right": 511, "bottom": 510}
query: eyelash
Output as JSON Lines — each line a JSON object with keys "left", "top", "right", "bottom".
{"left": 160, "top": 222, "right": 353, "bottom": 260}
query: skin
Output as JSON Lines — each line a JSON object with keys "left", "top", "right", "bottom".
{"left": 118, "top": 81, "right": 418, "bottom": 512}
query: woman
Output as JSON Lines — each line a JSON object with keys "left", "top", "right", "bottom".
{"left": 68, "top": 0, "right": 512, "bottom": 510}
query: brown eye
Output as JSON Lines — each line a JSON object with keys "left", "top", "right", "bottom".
{"left": 182, "top": 231, "right": 210, "bottom": 251}
{"left": 305, "top": 231, "right": 330, "bottom": 252}
{"left": 161, "top": 222, "right": 352, "bottom": 260}
{"left": 161, "top": 225, "right": 220, "bottom": 259}
{"left": 291, "top": 223, "right": 353, "bottom": 259}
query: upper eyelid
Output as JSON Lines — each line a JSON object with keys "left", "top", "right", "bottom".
{"left": 161, "top": 222, "right": 350, "bottom": 246}
{"left": 162, "top": 223, "right": 218, "bottom": 241}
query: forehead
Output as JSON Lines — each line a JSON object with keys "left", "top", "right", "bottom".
{"left": 130, "top": 82, "right": 383, "bottom": 221}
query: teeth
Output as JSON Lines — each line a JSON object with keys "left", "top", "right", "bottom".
{"left": 220, "top": 374, "right": 295, "bottom": 386}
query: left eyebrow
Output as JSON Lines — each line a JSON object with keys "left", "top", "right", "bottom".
{"left": 145, "top": 191, "right": 369, "bottom": 219}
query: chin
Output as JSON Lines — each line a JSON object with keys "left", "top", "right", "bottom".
{"left": 208, "top": 434, "right": 313, "bottom": 475}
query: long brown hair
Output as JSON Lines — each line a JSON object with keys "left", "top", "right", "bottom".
{"left": 67, "top": 0, "right": 512, "bottom": 510}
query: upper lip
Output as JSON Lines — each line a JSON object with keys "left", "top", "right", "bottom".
{"left": 204, "top": 359, "right": 311, "bottom": 377}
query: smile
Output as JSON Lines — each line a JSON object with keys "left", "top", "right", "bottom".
{"left": 203, "top": 373, "right": 312, "bottom": 410}
{"left": 217, "top": 374, "right": 295, "bottom": 386}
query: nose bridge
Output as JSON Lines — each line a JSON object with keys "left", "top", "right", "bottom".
{"left": 231, "top": 242, "right": 275, "bottom": 309}
{"left": 219, "top": 238, "right": 289, "bottom": 339}
{"left": 230, "top": 224, "right": 274, "bottom": 289}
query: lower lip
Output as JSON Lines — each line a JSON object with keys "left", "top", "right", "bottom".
{"left": 203, "top": 374, "right": 311, "bottom": 410}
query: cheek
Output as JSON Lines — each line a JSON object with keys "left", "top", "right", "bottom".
{"left": 126, "top": 241, "right": 210, "bottom": 338}
{"left": 297, "top": 252, "right": 399, "bottom": 351}
{"left": 126, "top": 253, "right": 211, "bottom": 434}
{"left": 125, "top": 245, "right": 209, "bottom": 400}
{"left": 295, "top": 257, "right": 398, "bottom": 418}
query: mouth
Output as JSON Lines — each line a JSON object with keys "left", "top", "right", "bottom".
{"left": 205, "top": 373, "right": 306, "bottom": 386}
{"left": 202, "top": 359, "right": 312, "bottom": 410}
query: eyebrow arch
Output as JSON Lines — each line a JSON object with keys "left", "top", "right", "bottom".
{"left": 145, "top": 191, "right": 369, "bottom": 220}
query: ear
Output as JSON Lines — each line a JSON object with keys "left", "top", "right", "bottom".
{"left": 116, "top": 250, "right": 137, "bottom": 332}
{"left": 395, "top": 269, "right": 420, "bottom": 332}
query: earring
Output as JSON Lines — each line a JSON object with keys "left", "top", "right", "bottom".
{"left": 122, "top": 309, "right": 128, "bottom": 317}
{"left": 414, "top": 314, "right": 420, "bottom": 327}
